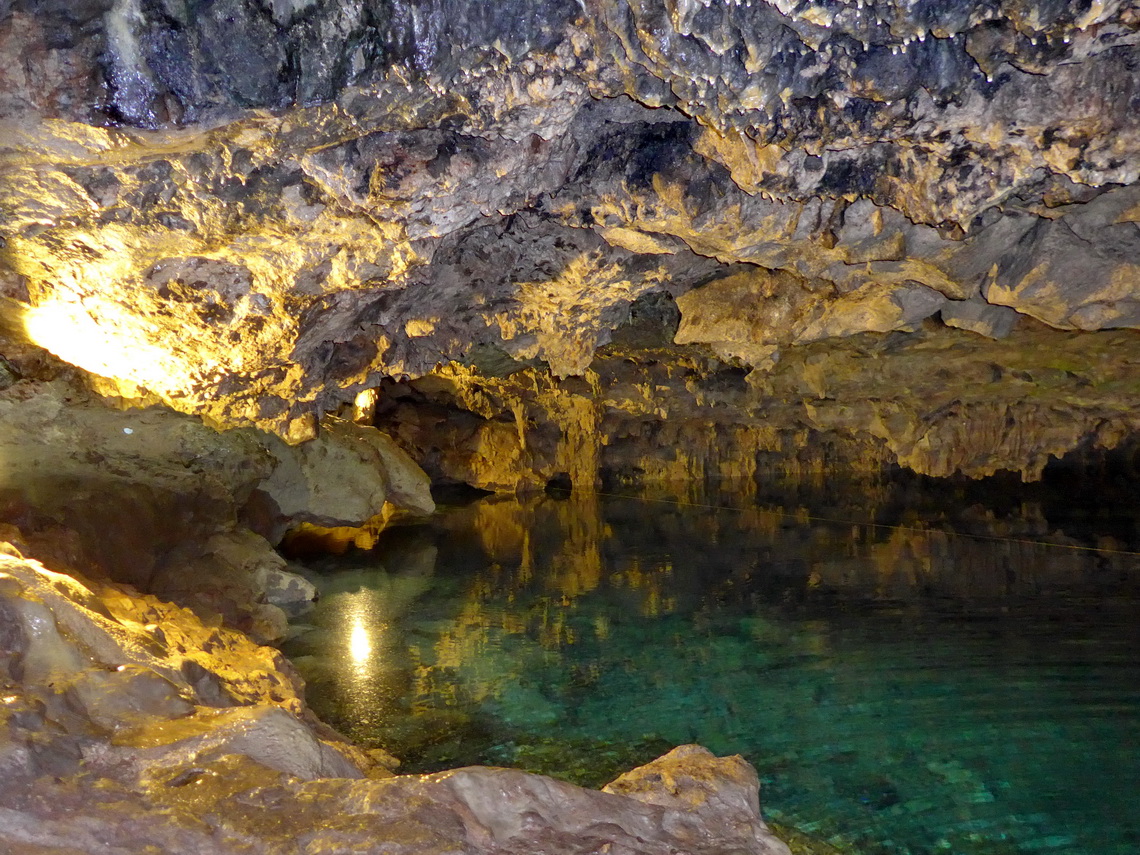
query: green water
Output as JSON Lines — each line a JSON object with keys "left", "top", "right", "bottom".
{"left": 284, "top": 482, "right": 1140, "bottom": 855}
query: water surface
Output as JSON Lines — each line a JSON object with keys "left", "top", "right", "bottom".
{"left": 284, "top": 480, "right": 1140, "bottom": 855}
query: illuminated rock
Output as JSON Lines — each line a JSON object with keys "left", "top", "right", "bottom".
{"left": 0, "top": 548, "right": 370, "bottom": 783}
{"left": 0, "top": 362, "right": 443, "bottom": 641}
{"left": 604, "top": 744, "right": 790, "bottom": 852}
{"left": 260, "top": 415, "right": 435, "bottom": 526}
{"left": 674, "top": 266, "right": 947, "bottom": 364}
{"left": 0, "top": 0, "right": 1137, "bottom": 482}
{"left": 380, "top": 324, "right": 1140, "bottom": 483}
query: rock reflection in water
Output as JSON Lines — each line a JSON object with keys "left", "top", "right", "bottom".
{"left": 285, "top": 484, "right": 1140, "bottom": 855}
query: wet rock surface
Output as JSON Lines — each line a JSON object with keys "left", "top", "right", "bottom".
{"left": 0, "top": 0, "right": 1138, "bottom": 479}
{"left": 0, "top": 548, "right": 369, "bottom": 779}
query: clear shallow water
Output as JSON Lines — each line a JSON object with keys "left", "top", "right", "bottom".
{"left": 284, "top": 481, "right": 1140, "bottom": 855}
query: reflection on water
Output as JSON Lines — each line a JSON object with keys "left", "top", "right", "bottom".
{"left": 284, "top": 482, "right": 1140, "bottom": 855}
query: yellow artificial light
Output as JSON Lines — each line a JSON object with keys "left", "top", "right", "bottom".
{"left": 21, "top": 297, "right": 198, "bottom": 395}
{"left": 348, "top": 618, "right": 373, "bottom": 664}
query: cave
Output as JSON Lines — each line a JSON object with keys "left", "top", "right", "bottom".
{"left": 1, "top": 1, "right": 1139, "bottom": 852}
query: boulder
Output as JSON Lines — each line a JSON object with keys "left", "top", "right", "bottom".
{"left": 256, "top": 564, "right": 319, "bottom": 614}
{"left": 151, "top": 529, "right": 317, "bottom": 644}
{"left": 605, "top": 744, "right": 791, "bottom": 853}
{"left": 260, "top": 416, "right": 435, "bottom": 528}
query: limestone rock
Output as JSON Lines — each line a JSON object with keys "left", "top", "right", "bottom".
{"left": 114, "top": 704, "right": 364, "bottom": 784}
{"left": 0, "top": 376, "right": 272, "bottom": 509}
{"left": 380, "top": 325, "right": 1140, "bottom": 484}
{"left": 0, "top": 366, "right": 281, "bottom": 594}
{"left": 151, "top": 529, "right": 316, "bottom": 644}
{"left": 1, "top": 0, "right": 1138, "bottom": 451}
{"left": 940, "top": 298, "right": 1020, "bottom": 340}
{"left": 983, "top": 186, "right": 1140, "bottom": 330}
{"left": 0, "top": 752, "right": 793, "bottom": 854}
{"left": 0, "top": 549, "right": 371, "bottom": 787}
{"left": 260, "top": 416, "right": 435, "bottom": 527}
{"left": 256, "top": 564, "right": 319, "bottom": 614}
{"left": 673, "top": 267, "right": 819, "bottom": 362}
{"left": 605, "top": 744, "right": 792, "bottom": 854}
{"left": 69, "top": 665, "right": 196, "bottom": 732}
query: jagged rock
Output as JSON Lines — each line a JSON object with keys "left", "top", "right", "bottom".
{"left": 984, "top": 185, "right": 1140, "bottom": 330}
{"left": 674, "top": 266, "right": 947, "bottom": 366}
{"left": 110, "top": 704, "right": 364, "bottom": 784}
{"left": 0, "top": 549, "right": 371, "bottom": 785}
{"left": 0, "top": 365, "right": 285, "bottom": 602}
{"left": 0, "top": 0, "right": 1138, "bottom": 465}
{"left": 257, "top": 564, "right": 319, "bottom": 614}
{"left": 379, "top": 324, "right": 1140, "bottom": 484}
{"left": 0, "top": 754, "right": 793, "bottom": 854}
{"left": 0, "top": 367, "right": 332, "bottom": 638}
{"left": 0, "top": 376, "right": 272, "bottom": 510}
{"left": 604, "top": 744, "right": 791, "bottom": 854}
{"left": 69, "top": 665, "right": 196, "bottom": 732}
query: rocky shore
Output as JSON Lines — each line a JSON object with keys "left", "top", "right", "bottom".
{"left": 0, "top": 544, "right": 792, "bottom": 854}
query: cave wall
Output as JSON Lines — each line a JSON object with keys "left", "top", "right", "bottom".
{"left": 2, "top": 0, "right": 1140, "bottom": 478}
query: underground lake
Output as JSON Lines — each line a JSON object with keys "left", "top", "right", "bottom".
{"left": 6, "top": 1, "right": 1140, "bottom": 851}
{"left": 283, "top": 474, "right": 1140, "bottom": 855}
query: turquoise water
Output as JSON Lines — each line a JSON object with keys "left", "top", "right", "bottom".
{"left": 284, "top": 482, "right": 1140, "bottom": 855}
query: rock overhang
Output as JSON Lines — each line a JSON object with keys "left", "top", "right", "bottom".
{"left": 0, "top": 0, "right": 1138, "bottom": 478}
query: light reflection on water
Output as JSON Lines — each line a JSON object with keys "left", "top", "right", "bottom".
{"left": 284, "top": 484, "right": 1140, "bottom": 855}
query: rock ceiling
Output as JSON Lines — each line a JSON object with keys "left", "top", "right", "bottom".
{"left": 2, "top": 0, "right": 1139, "bottom": 476}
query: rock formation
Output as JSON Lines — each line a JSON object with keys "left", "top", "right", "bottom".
{"left": 0, "top": 345, "right": 434, "bottom": 640}
{"left": 2, "top": 0, "right": 1139, "bottom": 482}
{"left": 2, "top": 1, "right": 1140, "bottom": 850}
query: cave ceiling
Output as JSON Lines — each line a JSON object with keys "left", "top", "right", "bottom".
{"left": 1, "top": 0, "right": 1139, "bottom": 472}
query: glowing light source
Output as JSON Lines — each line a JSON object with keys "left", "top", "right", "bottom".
{"left": 22, "top": 297, "right": 200, "bottom": 396}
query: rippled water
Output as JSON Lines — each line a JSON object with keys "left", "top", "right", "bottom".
{"left": 284, "top": 479, "right": 1140, "bottom": 855}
